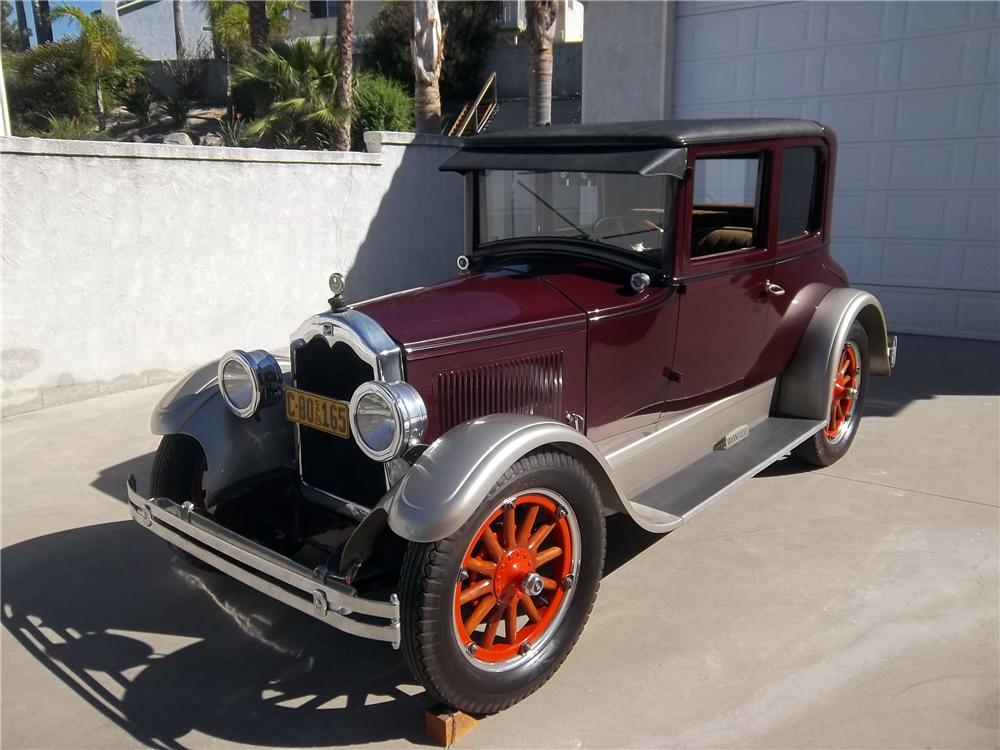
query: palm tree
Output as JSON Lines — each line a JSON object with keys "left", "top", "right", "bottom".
{"left": 13, "top": 1, "right": 31, "bottom": 51}
{"left": 247, "top": 0, "right": 268, "bottom": 51}
{"left": 333, "top": 0, "right": 353, "bottom": 151}
{"left": 205, "top": 0, "right": 301, "bottom": 105}
{"left": 235, "top": 36, "right": 348, "bottom": 149}
{"left": 30, "top": 0, "right": 51, "bottom": 44}
{"left": 411, "top": 0, "right": 443, "bottom": 133}
{"left": 50, "top": 4, "right": 122, "bottom": 129}
{"left": 172, "top": 0, "right": 185, "bottom": 58}
{"left": 526, "top": 0, "right": 556, "bottom": 127}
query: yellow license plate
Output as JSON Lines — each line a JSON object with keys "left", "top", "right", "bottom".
{"left": 285, "top": 387, "right": 350, "bottom": 438}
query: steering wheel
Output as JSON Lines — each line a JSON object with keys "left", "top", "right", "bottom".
{"left": 590, "top": 216, "right": 663, "bottom": 243}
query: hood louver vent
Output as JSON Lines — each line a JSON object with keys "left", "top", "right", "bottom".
{"left": 435, "top": 351, "right": 564, "bottom": 432}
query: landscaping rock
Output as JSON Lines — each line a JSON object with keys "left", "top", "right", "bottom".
{"left": 163, "top": 132, "right": 193, "bottom": 146}
{"left": 200, "top": 133, "right": 224, "bottom": 147}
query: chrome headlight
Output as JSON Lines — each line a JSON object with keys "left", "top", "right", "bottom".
{"left": 218, "top": 349, "right": 282, "bottom": 419}
{"left": 349, "top": 381, "right": 427, "bottom": 462}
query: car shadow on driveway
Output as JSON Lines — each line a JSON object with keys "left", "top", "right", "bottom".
{"left": 1, "top": 520, "right": 432, "bottom": 749}
{"left": 4, "top": 499, "right": 666, "bottom": 749}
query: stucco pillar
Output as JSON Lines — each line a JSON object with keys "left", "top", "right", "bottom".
{"left": 581, "top": 0, "right": 676, "bottom": 123}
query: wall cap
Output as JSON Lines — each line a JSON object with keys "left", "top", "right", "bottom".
{"left": 364, "top": 131, "right": 461, "bottom": 153}
{"left": 1, "top": 130, "right": 461, "bottom": 163}
{"left": 0, "top": 135, "right": 384, "bottom": 165}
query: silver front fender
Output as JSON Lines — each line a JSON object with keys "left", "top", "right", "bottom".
{"left": 384, "top": 414, "right": 672, "bottom": 543}
{"left": 778, "top": 287, "right": 892, "bottom": 421}
{"left": 152, "top": 356, "right": 294, "bottom": 507}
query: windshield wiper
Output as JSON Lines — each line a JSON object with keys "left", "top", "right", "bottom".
{"left": 514, "top": 178, "right": 589, "bottom": 239}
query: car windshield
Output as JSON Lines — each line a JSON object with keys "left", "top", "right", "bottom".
{"left": 477, "top": 170, "right": 670, "bottom": 261}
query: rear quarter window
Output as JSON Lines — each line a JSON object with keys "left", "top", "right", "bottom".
{"left": 778, "top": 147, "right": 820, "bottom": 242}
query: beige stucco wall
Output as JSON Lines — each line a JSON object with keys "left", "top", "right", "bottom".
{"left": 0, "top": 132, "right": 463, "bottom": 415}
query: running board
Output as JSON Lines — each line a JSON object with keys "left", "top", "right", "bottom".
{"left": 628, "top": 417, "right": 825, "bottom": 522}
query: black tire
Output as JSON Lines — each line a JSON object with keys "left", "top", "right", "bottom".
{"left": 150, "top": 434, "right": 213, "bottom": 570}
{"left": 399, "top": 450, "right": 606, "bottom": 715}
{"left": 795, "top": 321, "right": 870, "bottom": 467}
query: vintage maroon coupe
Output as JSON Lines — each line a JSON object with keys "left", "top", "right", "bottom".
{"left": 128, "top": 118, "right": 896, "bottom": 714}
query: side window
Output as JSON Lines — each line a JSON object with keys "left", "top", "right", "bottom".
{"left": 778, "top": 147, "right": 820, "bottom": 241}
{"left": 691, "top": 154, "right": 761, "bottom": 258}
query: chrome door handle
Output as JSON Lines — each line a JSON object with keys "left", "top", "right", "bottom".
{"left": 764, "top": 280, "right": 785, "bottom": 296}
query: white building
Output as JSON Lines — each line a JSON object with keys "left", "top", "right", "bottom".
{"left": 583, "top": 1, "right": 999, "bottom": 341}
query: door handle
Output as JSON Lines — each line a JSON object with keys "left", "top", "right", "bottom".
{"left": 764, "top": 280, "right": 785, "bottom": 296}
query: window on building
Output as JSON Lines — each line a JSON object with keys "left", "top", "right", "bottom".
{"left": 309, "top": 1, "right": 339, "bottom": 19}
{"left": 690, "top": 154, "right": 762, "bottom": 258}
{"left": 778, "top": 147, "right": 820, "bottom": 241}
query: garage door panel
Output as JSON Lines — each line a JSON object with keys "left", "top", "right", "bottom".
{"left": 956, "top": 294, "right": 1000, "bottom": 339}
{"left": 675, "top": 0, "right": 998, "bottom": 339}
{"left": 825, "top": 2, "right": 890, "bottom": 43}
{"left": 961, "top": 245, "right": 1000, "bottom": 290}
{"left": 593, "top": 5, "right": 997, "bottom": 334}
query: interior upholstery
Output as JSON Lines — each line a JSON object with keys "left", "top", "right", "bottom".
{"left": 692, "top": 227, "right": 754, "bottom": 257}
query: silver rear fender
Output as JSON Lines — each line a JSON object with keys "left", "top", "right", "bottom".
{"left": 778, "top": 287, "right": 892, "bottom": 421}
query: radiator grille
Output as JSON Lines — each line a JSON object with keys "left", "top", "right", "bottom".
{"left": 435, "top": 351, "right": 564, "bottom": 432}
{"left": 293, "top": 337, "right": 386, "bottom": 505}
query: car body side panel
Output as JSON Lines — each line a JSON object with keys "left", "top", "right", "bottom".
{"left": 152, "top": 357, "right": 295, "bottom": 507}
{"left": 384, "top": 414, "right": 683, "bottom": 543}
{"left": 399, "top": 327, "right": 588, "bottom": 443}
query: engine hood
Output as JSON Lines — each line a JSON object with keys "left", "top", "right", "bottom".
{"left": 354, "top": 269, "right": 586, "bottom": 358}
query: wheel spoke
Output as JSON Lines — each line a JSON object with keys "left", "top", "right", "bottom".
{"left": 458, "top": 579, "right": 492, "bottom": 605}
{"left": 533, "top": 546, "right": 562, "bottom": 566}
{"left": 482, "top": 609, "right": 503, "bottom": 648}
{"left": 526, "top": 522, "right": 555, "bottom": 551}
{"left": 482, "top": 528, "right": 505, "bottom": 561}
{"left": 539, "top": 575, "right": 558, "bottom": 591}
{"left": 464, "top": 595, "right": 496, "bottom": 632}
{"left": 521, "top": 596, "right": 542, "bottom": 623}
{"left": 516, "top": 505, "right": 539, "bottom": 547}
{"left": 505, "top": 602, "right": 518, "bottom": 643}
{"left": 464, "top": 556, "right": 496, "bottom": 577}
{"left": 503, "top": 507, "right": 516, "bottom": 549}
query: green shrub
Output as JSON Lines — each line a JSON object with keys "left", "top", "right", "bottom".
{"left": 234, "top": 36, "right": 347, "bottom": 150}
{"left": 217, "top": 114, "right": 250, "bottom": 147}
{"left": 15, "top": 113, "right": 106, "bottom": 140}
{"left": 5, "top": 39, "right": 93, "bottom": 120}
{"left": 156, "top": 49, "right": 207, "bottom": 128}
{"left": 118, "top": 69, "right": 155, "bottom": 125}
{"left": 351, "top": 73, "right": 413, "bottom": 150}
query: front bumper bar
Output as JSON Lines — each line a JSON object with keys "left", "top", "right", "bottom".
{"left": 126, "top": 475, "right": 400, "bottom": 648}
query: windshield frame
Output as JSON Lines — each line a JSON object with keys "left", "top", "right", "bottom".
{"left": 469, "top": 169, "right": 678, "bottom": 275}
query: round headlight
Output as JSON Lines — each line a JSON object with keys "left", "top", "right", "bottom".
{"left": 218, "top": 349, "right": 282, "bottom": 419}
{"left": 349, "top": 381, "right": 427, "bottom": 461}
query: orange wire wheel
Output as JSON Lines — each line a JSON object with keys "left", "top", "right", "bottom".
{"left": 453, "top": 490, "right": 580, "bottom": 671}
{"left": 824, "top": 341, "right": 862, "bottom": 443}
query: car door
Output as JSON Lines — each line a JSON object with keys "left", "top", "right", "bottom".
{"left": 664, "top": 147, "right": 775, "bottom": 407}
{"left": 754, "top": 141, "right": 833, "bottom": 379}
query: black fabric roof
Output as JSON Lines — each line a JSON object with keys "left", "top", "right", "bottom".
{"left": 439, "top": 118, "right": 827, "bottom": 176}
{"left": 463, "top": 118, "right": 827, "bottom": 148}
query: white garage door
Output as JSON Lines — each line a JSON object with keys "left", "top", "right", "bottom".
{"left": 673, "top": 1, "right": 999, "bottom": 340}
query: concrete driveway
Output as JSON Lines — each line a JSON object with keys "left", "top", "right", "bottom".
{"left": 2, "top": 334, "right": 997, "bottom": 749}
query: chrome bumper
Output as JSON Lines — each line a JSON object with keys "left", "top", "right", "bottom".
{"left": 125, "top": 475, "right": 400, "bottom": 647}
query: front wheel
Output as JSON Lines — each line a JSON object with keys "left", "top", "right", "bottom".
{"left": 399, "top": 450, "right": 605, "bottom": 714}
{"left": 150, "top": 434, "right": 212, "bottom": 569}
{"left": 795, "top": 320, "right": 870, "bottom": 467}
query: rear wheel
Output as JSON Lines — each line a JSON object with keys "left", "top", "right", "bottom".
{"left": 399, "top": 450, "right": 605, "bottom": 714}
{"left": 796, "top": 321, "right": 870, "bottom": 467}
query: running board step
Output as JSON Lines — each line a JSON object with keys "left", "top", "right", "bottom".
{"left": 630, "top": 417, "right": 825, "bottom": 521}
